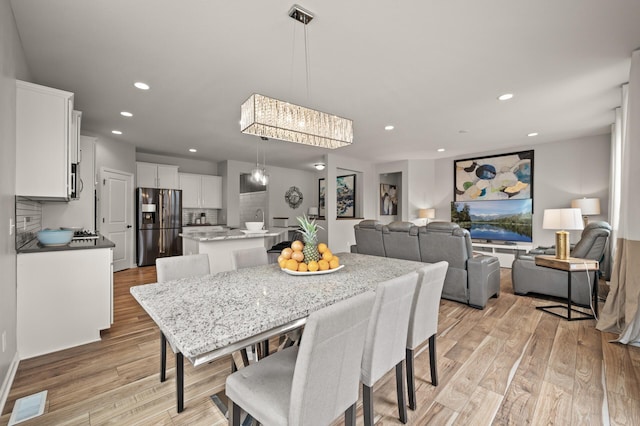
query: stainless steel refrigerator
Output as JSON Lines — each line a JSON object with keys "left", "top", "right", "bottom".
{"left": 136, "top": 187, "right": 182, "bottom": 266}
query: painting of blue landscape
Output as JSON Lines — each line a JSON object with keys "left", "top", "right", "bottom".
{"left": 451, "top": 199, "right": 533, "bottom": 242}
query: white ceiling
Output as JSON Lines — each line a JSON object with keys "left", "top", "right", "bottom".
{"left": 10, "top": 1, "right": 640, "bottom": 170}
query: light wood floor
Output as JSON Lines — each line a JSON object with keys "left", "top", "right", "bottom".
{"left": 2, "top": 267, "right": 640, "bottom": 425}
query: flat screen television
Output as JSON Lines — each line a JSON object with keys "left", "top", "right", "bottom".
{"left": 451, "top": 199, "right": 533, "bottom": 243}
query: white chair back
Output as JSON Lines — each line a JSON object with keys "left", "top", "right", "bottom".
{"left": 407, "top": 261, "right": 449, "bottom": 350}
{"left": 232, "top": 247, "right": 269, "bottom": 270}
{"left": 156, "top": 254, "right": 210, "bottom": 283}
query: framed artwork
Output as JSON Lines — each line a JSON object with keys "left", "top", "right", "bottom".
{"left": 336, "top": 174, "right": 356, "bottom": 218}
{"left": 380, "top": 184, "right": 398, "bottom": 215}
{"left": 318, "top": 178, "right": 326, "bottom": 218}
{"left": 454, "top": 150, "right": 534, "bottom": 202}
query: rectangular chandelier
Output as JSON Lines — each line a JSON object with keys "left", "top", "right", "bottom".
{"left": 240, "top": 94, "right": 353, "bottom": 149}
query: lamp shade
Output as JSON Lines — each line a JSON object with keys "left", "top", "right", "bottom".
{"left": 542, "top": 208, "right": 584, "bottom": 231}
{"left": 308, "top": 206, "right": 319, "bottom": 216}
{"left": 419, "top": 208, "right": 435, "bottom": 219}
{"left": 571, "top": 198, "right": 601, "bottom": 216}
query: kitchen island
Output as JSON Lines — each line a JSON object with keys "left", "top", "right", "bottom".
{"left": 180, "top": 228, "right": 286, "bottom": 273}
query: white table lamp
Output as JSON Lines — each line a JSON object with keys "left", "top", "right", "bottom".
{"left": 307, "top": 206, "right": 319, "bottom": 219}
{"left": 571, "top": 198, "right": 600, "bottom": 227}
{"left": 542, "top": 208, "right": 584, "bottom": 260}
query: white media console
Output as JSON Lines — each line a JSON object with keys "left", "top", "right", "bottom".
{"left": 472, "top": 242, "right": 533, "bottom": 268}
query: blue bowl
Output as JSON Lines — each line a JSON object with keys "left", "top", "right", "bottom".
{"left": 37, "top": 229, "right": 74, "bottom": 246}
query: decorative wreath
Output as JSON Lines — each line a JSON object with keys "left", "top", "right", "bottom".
{"left": 285, "top": 186, "right": 304, "bottom": 209}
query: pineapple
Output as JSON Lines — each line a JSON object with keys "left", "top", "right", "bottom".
{"left": 297, "top": 214, "right": 323, "bottom": 263}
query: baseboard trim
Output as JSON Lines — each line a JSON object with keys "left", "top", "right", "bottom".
{"left": 0, "top": 352, "right": 20, "bottom": 415}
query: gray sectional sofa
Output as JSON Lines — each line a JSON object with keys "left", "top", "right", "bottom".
{"left": 351, "top": 220, "right": 501, "bottom": 309}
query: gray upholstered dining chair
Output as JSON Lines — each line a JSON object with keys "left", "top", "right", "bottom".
{"left": 155, "top": 254, "right": 211, "bottom": 382}
{"left": 225, "top": 291, "right": 376, "bottom": 426}
{"left": 406, "top": 261, "right": 449, "bottom": 410}
{"left": 231, "top": 246, "right": 269, "bottom": 270}
{"left": 361, "top": 271, "right": 420, "bottom": 425}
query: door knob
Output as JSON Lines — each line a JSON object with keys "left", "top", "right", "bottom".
{"left": 126, "top": 225, "right": 133, "bottom": 228}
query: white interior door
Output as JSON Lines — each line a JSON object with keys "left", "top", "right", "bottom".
{"left": 100, "top": 168, "right": 134, "bottom": 271}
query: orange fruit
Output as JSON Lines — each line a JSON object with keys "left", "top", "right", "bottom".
{"left": 278, "top": 258, "right": 287, "bottom": 269}
{"left": 277, "top": 254, "right": 286, "bottom": 264}
{"left": 291, "top": 250, "right": 304, "bottom": 262}
{"left": 291, "top": 240, "right": 304, "bottom": 252}
{"left": 317, "top": 243, "right": 328, "bottom": 254}
{"left": 281, "top": 247, "right": 293, "bottom": 259}
{"left": 307, "top": 260, "right": 319, "bottom": 272}
{"left": 329, "top": 257, "right": 340, "bottom": 269}
{"left": 318, "top": 259, "right": 329, "bottom": 271}
{"left": 285, "top": 259, "right": 299, "bottom": 271}
{"left": 298, "top": 262, "right": 308, "bottom": 272}
{"left": 322, "top": 250, "right": 333, "bottom": 262}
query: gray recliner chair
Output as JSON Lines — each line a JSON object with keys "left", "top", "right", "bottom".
{"left": 351, "top": 220, "right": 385, "bottom": 256}
{"left": 418, "top": 222, "right": 501, "bottom": 309}
{"left": 382, "top": 221, "right": 421, "bottom": 261}
{"left": 511, "top": 221, "right": 611, "bottom": 306}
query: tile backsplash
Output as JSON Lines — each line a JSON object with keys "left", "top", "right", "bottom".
{"left": 182, "top": 208, "right": 220, "bottom": 225}
{"left": 15, "top": 197, "right": 42, "bottom": 249}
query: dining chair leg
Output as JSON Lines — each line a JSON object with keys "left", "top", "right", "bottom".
{"left": 160, "top": 332, "right": 167, "bottom": 382}
{"left": 228, "top": 399, "right": 241, "bottom": 426}
{"left": 345, "top": 403, "right": 356, "bottom": 426}
{"left": 406, "top": 348, "right": 416, "bottom": 410}
{"left": 363, "top": 384, "right": 374, "bottom": 426}
{"left": 395, "top": 361, "right": 408, "bottom": 424}
{"left": 429, "top": 334, "right": 438, "bottom": 386}
{"left": 240, "top": 348, "right": 250, "bottom": 367}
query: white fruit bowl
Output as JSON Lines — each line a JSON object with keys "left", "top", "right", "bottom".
{"left": 245, "top": 222, "right": 264, "bottom": 231}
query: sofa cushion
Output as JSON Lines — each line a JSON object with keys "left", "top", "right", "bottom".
{"left": 382, "top": 221, "right": 421, "bottom": 261}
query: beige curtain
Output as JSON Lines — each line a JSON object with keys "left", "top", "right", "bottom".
{"left": 596, "top": 50, "right": 640, "bottom": 346}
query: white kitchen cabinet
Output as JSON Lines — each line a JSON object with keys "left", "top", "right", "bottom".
{"left": 136, "top": 162, "right": 179, "bottom": 189}
{"left": 17, "top": 248, "right": 112, "bottom": 359}
{"left": 16, "top": 80, "right": 74, "bottom": 199}
{"left": 179, "top": 173, "right": 222, "bottom": 208}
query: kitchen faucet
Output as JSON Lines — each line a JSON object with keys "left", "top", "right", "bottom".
{"left": 255, "top": 208, "right": 264, "bottom": 228}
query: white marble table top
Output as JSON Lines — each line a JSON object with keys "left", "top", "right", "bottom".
{"left": 130, "top": 252, "right": 426, "bottom": 365}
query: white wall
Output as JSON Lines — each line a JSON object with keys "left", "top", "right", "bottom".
{"left": 136, "top": 152, "right": 218, "bottom": 175}
{"left": 0, "top": 0, "right": 30, "bottom": 410}
{"left": 220, "top": 160, "right": 317, "bottom": 228}
{"left": 429, "top": 134, "right": 611, "bottom": 247}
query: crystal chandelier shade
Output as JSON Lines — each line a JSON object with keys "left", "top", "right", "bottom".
{"left": 240, "top": 94, "right": 353, "bottom": 149}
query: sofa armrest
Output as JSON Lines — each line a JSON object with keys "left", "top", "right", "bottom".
{"left": 467, "top": 255, "right": 501, "bottom": 309}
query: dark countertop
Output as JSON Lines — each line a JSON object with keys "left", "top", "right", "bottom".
{"left": 17, "top": 235, "right": 116, "bottom": 254}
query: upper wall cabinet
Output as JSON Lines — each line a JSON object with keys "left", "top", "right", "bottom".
{"left": 16, "top": 80, "right": 75, "bottom": 200}
{"left": 136, "top": 162, "right": 179, "bottom": 189}
{"left": 179, "top": 173, "right": 222, "bottom": 209}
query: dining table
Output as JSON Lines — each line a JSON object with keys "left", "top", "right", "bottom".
{"left": 130, "top": 252, "right": 427, "bottom": 413}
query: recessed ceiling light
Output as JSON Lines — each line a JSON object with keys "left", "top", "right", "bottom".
{"left": 384, "top": 125, "right": 394, "bottom": 131}
{"left": 497, "top": 93, "right": 514, "bottom": 101}
{"left": 527, "top": 132, "right": 539, "bottom": 137}
{"left": 120, "top": 111, "right": 133, "bottom": 117}
{"left": 189, "top": 148, "right": 197, "bottom": 153}
{"left": 112, "top": 130, "right": 122, "bottom": 135}
{"left": 314, "top": 163, "right": 326, "bottom": 170}
{"left": 437, "top": 148, "right": 446, "bottom": 152}
{"left": 134, "top": 82, "right": 150, "bottom": 90}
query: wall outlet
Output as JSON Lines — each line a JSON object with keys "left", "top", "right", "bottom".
{"left": 1, "top": 331, "right": 6, "bottom": 353}
{"left": 9, "top": 218, "right": 15, "bottom": 236}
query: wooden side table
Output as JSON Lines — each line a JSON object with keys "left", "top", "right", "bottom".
{"left": 534, "top": 255, "right": 599, "bottom": 321}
